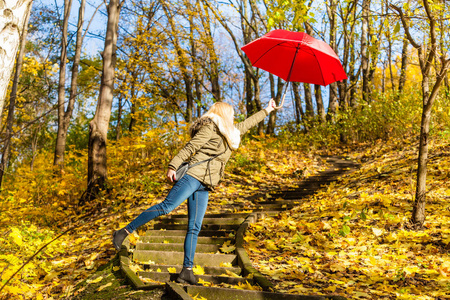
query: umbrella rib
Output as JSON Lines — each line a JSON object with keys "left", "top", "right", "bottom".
{"left": 252, "top": 41, "right": 291, "bottom": 65}
{"left": 286, "top": 44, "right": 300, "bottom": 82}
{"left": 311, "top": 49, "right": 327, "bottom": 85}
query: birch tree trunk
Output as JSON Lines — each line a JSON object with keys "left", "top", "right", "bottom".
{"left": 0, "top": 0, "right": 33, "bottom": 128}
{"left": 0, "top": 4, "right": 30, "bottom": 188}
{"left": 85, "top": 0, "right": 122, "bottom": 201}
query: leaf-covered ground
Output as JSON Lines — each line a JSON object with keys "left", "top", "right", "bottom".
{"left": 0, "top": 133, "right": 323, "bottom": 299}
{"left": 245, "top": 137, "right": 450, "bottom": 299}
{"left": 1, "top": 129, "right": 449, "bottom": 299}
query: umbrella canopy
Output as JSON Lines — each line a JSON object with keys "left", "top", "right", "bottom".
{"left": 241, "top": 29, "right": 347, "bottom": 87}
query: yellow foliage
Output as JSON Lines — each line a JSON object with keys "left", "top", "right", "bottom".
{"left": 245, "top": 135, "right": 450, "bottom": 299}
{"left": 193, "top": 265, "right": 205, "bottom": 275}
{"left": 9, "top": 227, "right": 23, "bottom": 246}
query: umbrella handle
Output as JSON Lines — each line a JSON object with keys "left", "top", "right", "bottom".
{"left": 274, "top": 92, "right": 286, "bottom": 109}
{"left": 274, "top": 81, "right": 290, "bottom": 109}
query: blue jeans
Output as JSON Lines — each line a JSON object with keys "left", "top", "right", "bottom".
{"left": 125, "top": 174, "right": 209, "bottom": 268}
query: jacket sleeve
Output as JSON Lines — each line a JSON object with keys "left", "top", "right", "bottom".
{"left": 168, "top": 122, "right": 214, "bottom": 170}
{"left": 235, "top": 109, "right": 269, "bottom": 135}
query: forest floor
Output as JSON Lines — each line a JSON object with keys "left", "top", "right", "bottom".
{"left": 244, "top": 137, "right": 450, "bottom": 299}
{"left": 1, "top": 134, "right": 449, "bottom": 299}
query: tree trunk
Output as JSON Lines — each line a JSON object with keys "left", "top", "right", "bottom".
{"left": 116, "top": 97, "right": 123, "bottom": 140}
{"left": 55, "top": 0, "right": 85, "bottom": 169}
{"left": 198, "top": 0, "right": 221, "bottom": 102}
{"left": 348, "top": 3, "right": 358, "bottom": 108}
{"left": 341, "top": 0, "right": 357, "bottom": 108}
{"left": 292, "top": 82, "right": 303, "bottom": 125}
{"left": 0, "top": 0, "right": 33, "bottom": 128}
{"left": 85, "top": 0, "right": 122, "bottom": 201}
{"left": 128, "top": 75, "right": 137, "bottom": 132}
{"left": 189, "top": 6, "right": 203, "bottom": 113}
{"left": 398, "top": 35, "right": 408, "bottom": 95}
{"left": 361, "top": 0, "right": 370, "bottom": 102}
{"left": 252, "top": 76, "right": 264, "bottom": 135}
{"left": 0, "top": 4, "right": 30, "bottom": 189}
{"left": 266, "top": 76, "right": 283, "bottom": 135}
{"left": 244, "top": 68, "right": 254, "bottom": 115}
{"left": 325, "top": 0, "right": 338, "bottom": 121}
{"left": 314, "top": 85, "right": 325, "bottom": 122}
{"left": 304, "top": 83, "right": 314, "bottom": 119}
{"left": 54, "top": 0, "right": 72, "bottom": 168}
{"left": 387, "top": 31, "right": 395, "bottom": 92}
{"left": 327, "top": 85, "right": 338, "bottom": 122}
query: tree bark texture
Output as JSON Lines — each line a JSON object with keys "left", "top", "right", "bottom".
{"left": 292, "top": 82, "right": 303, "bottom": 125}
{"left": 398, "top": 35, "right": 408, "bottom": 95}
{"left": 54, "top": 0, "right": 85, "bottom": 165}
{"left": 361, "top": 0, "right": 370, "bottom": 102}
{"left": 314, "top": 85, "right": 325, "bottom": 122}
{"left": 0, "top": 0, "right": 33, "bottom": 128}
{"left": 0, "top": 3, "right": 30, "bottom": 188}
{"left": 86, "top": 0, "right": 122, "bottom": 200}
{"left": 303, "top": 83, "right": 314, "bottom": 119}
{"left": 266, "top": 76, "right": 283, "bottom": 135}
{"left": 54, "top": 0, "right": 73, "bottom": 168}
{"left": 198, "top": 0, "right": 221, "bottom": 102}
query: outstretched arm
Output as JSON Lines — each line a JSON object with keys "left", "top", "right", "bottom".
{"left": 236, "top": 99, "right": 277, "bottom": 134}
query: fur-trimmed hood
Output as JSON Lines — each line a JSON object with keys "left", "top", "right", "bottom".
{"left": 169, "top": 109, "right": 268, "bottom": 188}
{"left": 190, "top": 113, "right": 241, "bottom": 150}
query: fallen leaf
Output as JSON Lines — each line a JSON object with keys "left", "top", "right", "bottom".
{"left": 97, "top": 282, "right": 112, "bottom": 291}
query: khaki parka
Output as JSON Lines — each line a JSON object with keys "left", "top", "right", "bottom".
{"left": 168, "top": 109, "right": 269, "bottom": 189}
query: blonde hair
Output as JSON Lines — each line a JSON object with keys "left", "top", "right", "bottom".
{"left": 204, "top": 102, "right": 234, "bottom": 129}
{"left": 200, "top": 102, "right": 239, "bottom": 149}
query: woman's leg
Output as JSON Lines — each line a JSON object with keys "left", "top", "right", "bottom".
{"left": 183, "top": 185, "right": 209, "bottom": 268}
{"left": 125, "top": 175, "right": 202, "bottom": 233}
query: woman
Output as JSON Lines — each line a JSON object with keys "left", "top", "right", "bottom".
{"left": 113, "top": 99, "right": 276, "bottom": 285}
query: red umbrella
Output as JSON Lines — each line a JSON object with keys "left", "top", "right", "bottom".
{"left": 241, "top": 29, "right": 347, "bottom": 108}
